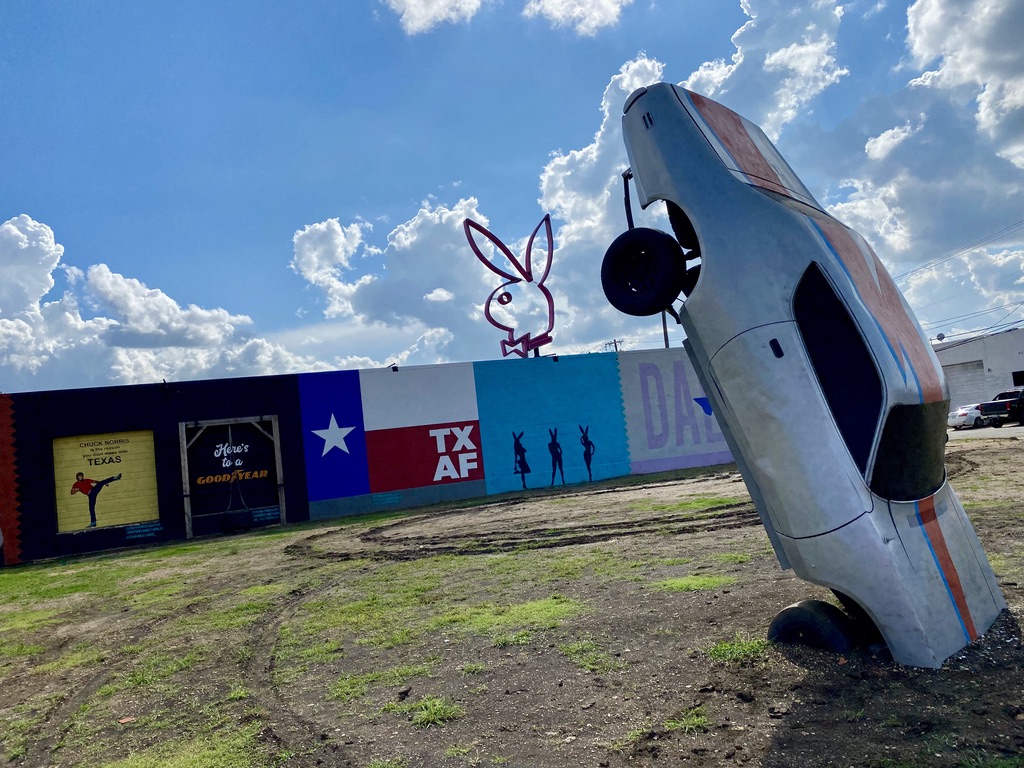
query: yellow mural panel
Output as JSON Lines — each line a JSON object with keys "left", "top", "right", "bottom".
{"left": 53, "top": 431, "right": 159, "bottom": 533}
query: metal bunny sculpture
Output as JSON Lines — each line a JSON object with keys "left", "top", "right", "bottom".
{"left": 464, "top": 214, "right": 555, "bottom": 358}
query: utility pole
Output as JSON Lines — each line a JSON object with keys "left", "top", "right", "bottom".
{"left": 605, "top": 339, "right": 622, "bottom": 352}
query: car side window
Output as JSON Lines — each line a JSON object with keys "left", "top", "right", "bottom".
{"left": 793, "top": 262, "right": 883, "bottom": 476}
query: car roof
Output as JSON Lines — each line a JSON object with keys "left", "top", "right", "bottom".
{"left": 670, "top": 85, "right": 823, "bottom": 211}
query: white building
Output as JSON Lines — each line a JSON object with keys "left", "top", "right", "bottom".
{"left": 934, "top": 327, "right": 1024, "bottom": 408}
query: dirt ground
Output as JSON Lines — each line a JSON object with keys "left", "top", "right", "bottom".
{"left": 1, "top": 437, "right": 1022, "bottom": 768}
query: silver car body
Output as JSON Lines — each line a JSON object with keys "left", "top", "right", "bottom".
{"left": 620, "top": 83, "right": 1005, "bottom": 667}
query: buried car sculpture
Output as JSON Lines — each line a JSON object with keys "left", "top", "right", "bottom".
{"left": 601, "top": 83, "right": 1006, "bottom": 668}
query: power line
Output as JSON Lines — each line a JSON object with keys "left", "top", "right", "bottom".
{"left": 919, "top": 300, "right": 1024, "bottom": 329}
{"left": 930, "top": 301, "right": 1024, "bottom": 351}
{"left": 895, "top": 219, "right": 1024, "bottom": 283}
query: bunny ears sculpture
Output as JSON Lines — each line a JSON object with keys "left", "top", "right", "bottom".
{"left": 464, "top": 215, "right": 556, "bottom": 358}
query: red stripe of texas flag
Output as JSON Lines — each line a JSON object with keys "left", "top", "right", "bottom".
{"left": 366, "top": 421, "right": 484, "bottom": 493}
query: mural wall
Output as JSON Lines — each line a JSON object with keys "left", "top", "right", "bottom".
{"left": 0, "top": 349, "right": 732, "bottom": 566}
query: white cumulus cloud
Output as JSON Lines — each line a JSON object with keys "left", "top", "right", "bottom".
{"left": 681, "top": 0, "right": 848, "bottom": 141}
{"left": 522, "top": 0, "right": 633, "bottom": 35}
{"left": 380, "top": 0, "right": 484, "bottom": 34}
{"left": 907, "top": 0, "right": 1024, "bottom": 168}
{"left": 864, "top": 116, "right": 926, "bottom": 160}
{"left": 0, "top": 215, "right": 326, "bottom": 391}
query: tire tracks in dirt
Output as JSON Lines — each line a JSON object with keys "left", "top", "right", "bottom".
{"left": 240, "top": 578, "right": 359, "bottom": 768}
{"left": 284, "top": 502, "right": 761, "bottom": 563}
{"left": 243, "top": 497, "right": 760, "bottom": 763}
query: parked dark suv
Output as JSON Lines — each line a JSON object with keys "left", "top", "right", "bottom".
{"left": 978, "top": 389, "right": 1024, "bottom": 427}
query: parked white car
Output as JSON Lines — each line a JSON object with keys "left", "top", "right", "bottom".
{"left": 601, "top": 82, "right": 1005, "bottom": 668}
{"left": 947, "top": 404, "right": 986, "bottom": 430}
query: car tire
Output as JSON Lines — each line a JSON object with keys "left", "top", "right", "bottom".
{"left": 767, "top": 599, "right": 856, "bottom": 654}
{"left": 992, "top": 421, "right": 1003, "bottom": 428}
{"left": 831, "top": 589, "right": 884, "bottom": 646}
{"left": 974, "top": 417, "right": 983, "bottom": 428}
{"left": 601, "top": 228, "right": 686, "bottom": 316}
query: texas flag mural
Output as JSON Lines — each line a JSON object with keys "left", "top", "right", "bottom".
{"left": 299, "top": 370, "right": 370, "bottom": 502}
{"left": 360, "top": 364, "right": 484, "bottom": 494}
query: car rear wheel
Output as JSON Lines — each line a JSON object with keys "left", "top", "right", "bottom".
{"left": 973, "top": 417, "right": 983, "bottom": 428}
{"left": 767, "top": 599, "right": 856, "bottom": 654}
{"left": 601, "top": 228, "right": 686, "bottom": 316}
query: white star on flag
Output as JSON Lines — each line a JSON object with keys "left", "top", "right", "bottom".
{"left": 312, "top": 414, "right": 355, "bottom": 456}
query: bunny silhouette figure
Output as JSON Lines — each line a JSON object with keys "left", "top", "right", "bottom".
{"left": 512, "top": 431, "right": 530, "bottom": 489}
{"left": 579, "top": 424, "right": 595, "bottom": 482}
{"left": 464, "top": 214, "right": 555, "bottom": 358}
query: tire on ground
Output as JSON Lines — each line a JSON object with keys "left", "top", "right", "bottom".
{"left": 767, "top": 599, "right": 857, "bottom": 654}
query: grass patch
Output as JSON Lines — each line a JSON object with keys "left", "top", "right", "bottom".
{"left": 459, "top": 663, "right": 488, "bottom": 674}
{"left": 1, "top": 701, "right": 51, "bottom": 762}
{"left": 296, "top": 638, "right": 345, "bottom": 662}
{"left": 186, "top": 599, "right": 275, "bottom": 631}
{"left": 664, "top": 705, "right": 709, "bottom": 734}
{"left": 285, "top": 554, "right": 593, "bottom": 656}
{"left": 532, "top": 551, "right": 635, "bottom": 582}
{"left": 434, "top": 595, "right": 582, "bottom": 638}
{"left": 93, "top": 722, "right": 264, "bottom": 767}
{"left": 608, "top": 726, "right": 650, "bottom": 753}
{"left": 97, "top": 647, "right": 205, "bottom": 696}
{"left": 0, "top": 641, "right": 46, "bottom": 657}
{"left": 33, "top": 643, "right": 105, "bottom": 674}
{"left": 492, "top": 630, "right": 533, "bottom": 647}
{"left": 708, "top": 552, "right": 751, "bottom": 564}
{"left": 558, "top": 639, "right": 623, "bottom": 673}
{"left": 329, "top": 661, "right": 436, "bottom": 702}
{"left": 652, "top": 575, "right": 735, "bottom": 592}
{"left": 956, "top": 754, "right": 1024, "bottom": 768}
{"left": 382, "top": 695, "right": 465, "bottom": 728}
{"left": 630, "top": 496, "right": 745, "bottom": 513}
{"left": 0, "top": 608, "right": 58, "bottom": 634}
{"left": 706, "top": 633, "right": 770, "bottom": 663}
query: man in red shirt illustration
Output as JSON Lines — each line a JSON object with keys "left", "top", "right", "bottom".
{"left": 70, "top": 472, "right": 122, "bottom": 528}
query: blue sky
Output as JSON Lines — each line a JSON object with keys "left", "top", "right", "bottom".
{"left": 2, "top": 0, "right": 1023, "bottom": 392}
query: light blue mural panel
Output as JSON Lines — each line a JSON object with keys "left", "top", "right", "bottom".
{"left": 474, "top": 353, "right": 629, "bottom": 495}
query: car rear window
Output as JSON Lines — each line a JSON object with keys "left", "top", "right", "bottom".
{"left": 870, "top": 401, "right": 948, "bottom": 500}
{"left": 793, "top": 262, "right": 883, "bottom": 476}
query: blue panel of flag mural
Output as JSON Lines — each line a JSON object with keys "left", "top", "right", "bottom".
{"left": 299, "top": 370, "right": 370, "bottom": 501}
{"left": 474, "top": 354, "right": 630, "bottom": 495}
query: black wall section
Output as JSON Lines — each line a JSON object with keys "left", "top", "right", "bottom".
{"left": 9, "top": 375, "right": 308, "bottom": 563}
